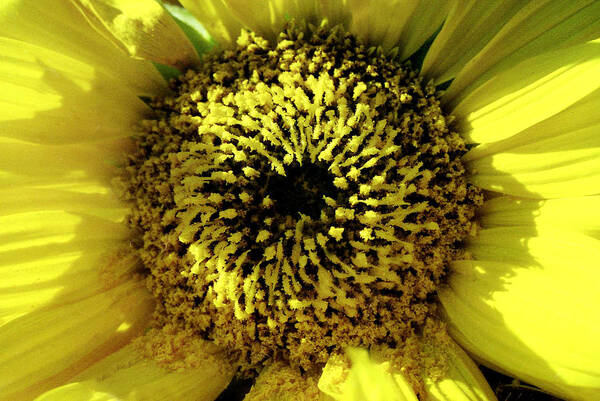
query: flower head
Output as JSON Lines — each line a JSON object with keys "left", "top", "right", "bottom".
{"left": 1, "top": 1, "right": 599, "bottom": 401}
{"left": 120, "top": 22, "right": 482, "bottom": 378}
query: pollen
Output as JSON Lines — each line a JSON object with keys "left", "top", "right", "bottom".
{"left": 119, "top": 21, "right": 482, "bottom": 380}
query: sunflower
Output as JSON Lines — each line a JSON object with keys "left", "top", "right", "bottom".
{"left": 1, "top": 1, "right": 599, "bottom": 401}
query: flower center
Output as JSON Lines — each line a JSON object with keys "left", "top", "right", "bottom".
{"left": 265, "top": 161, "right": 338, "bottom": 219}
{"left": 120, "top": 22, "right": 482, "bottom": 375}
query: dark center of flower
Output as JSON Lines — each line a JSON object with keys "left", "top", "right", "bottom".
{"left": 120, "top": 21, "right": 482, "bottom": 376}
{"left": 266, "top": 161, "right": 337, "bottom": 219}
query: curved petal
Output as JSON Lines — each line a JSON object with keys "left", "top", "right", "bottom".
{"left": 0, "top": 140, "right": 132, "bottom": 188}
{"left": 0, "top": 132, "right": 134, "bottom": 328}
{"left": 0, "top": 38, "right": 150, "bottom": 145}
{"left": 318, "top": 353, "right": 350, "bottom": 400}
{"left": 0, "top": 114, "right": 150, "bottom": 401}
{"left": 466, "top": 121, "right": 600, "bottom": 198}
{"left": 0, "top": 276, "right": 154, "bottom": 401}
{"left": 440, "top": 227, "right": 600, "bottom": 401}
{"left": 319, "top": 350, "right": 419, "bottom": 401}
{"left": 181, "top": 0, "right": 326, "bottom": 46}
{"left": 162, "top": 3, "right": 216, "bottom": 56}
{"left": 34, "top": 383, "right": 118, "bottom": 401}
{"left": 343, "top": 336, "right": 497, "bottom": 401}
{"left": 0, "top": 206, "right": 132, "bottom": 327}
{"left": 243, "top": 361, "right": 323, "bottom": 401}
{"left": 319, "top": 0, "right": 352, "bottom": 30}
{"left": 72, "top": 0, "right": 200, "bottom": 70}
{"left": 394, "top": 0, "right": 451, "bottom": 60}
{"left": 452, "top": 39, "right": 600, "bottom": 145}
{"left": 345, "top": 0, "right": 420, "bottom": 52}
{"left": 424, "top": 339, "right": 497, "bottom": 401}
{"left": 180, "top": 0, "right": 447, "bottom": 56}
{"left": 0, "top": 0, "right": 165, "bottom": 96}
{"left": 463, "top": 87, "right": 600, "bottom": 161}
{"left": 179, "top": 0, "right": 245, "bottom": 47}
{"left": 444, "top": 0, "right": 600, "bottom": 107}
{"left": 225, "top": 0, "right": 321, "bottom": 39}
{"left": 478, "top": 196, "right": 600, "bottom": 238}
{"left": 342, "top": 0, "right": 450, "bottom": 57}
{"left": 34, "top": 339, "right": 234, "bottom": 401}
{"left": 422, "top": 0, "right": 525, "bottom": 84}
{"left": 461, "top": 87, "right": 600, "bottom": 198}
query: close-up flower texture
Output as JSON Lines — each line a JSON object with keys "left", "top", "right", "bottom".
{"left": 1, "top": 0, "right": 599, "bottom": 400}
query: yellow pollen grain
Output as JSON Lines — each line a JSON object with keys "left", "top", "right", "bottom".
{"left": 256, "top": 230, "right": 271, "bottom": 242}
{"left": 328, "top": 227, "right": 345, "bottom": 241}
{"left": 333, "top": 176, "right": 348, "bottom": 190}
{"left": 359, "top": 227, "right": 374, "bottom": 242}
{"left": 118, "top": 21, "right": 483, "bottom": 384}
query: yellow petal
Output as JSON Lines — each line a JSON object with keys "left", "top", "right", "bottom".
{"left": 348, "top": 337, "right": 496, "bottom": 401}
{"left": 478, "top": 196, "right": 600, "bottom": 239}
{"left": 34, "top": 339, "right": 234, "bottom": 401}
{"left": 0, "top": 129, "right": 133, "bottom": 324}
{"left": 318, "top": 350, "right": 419, "bottom": 401}
{"left": 0, "top": 38, "right": 150, "bottom": 145}
{"left": 34, "top": 383, "right": 118, "bottom": 401}
{"left": 422, "top": 0, "right": 524, "bottom": 84}
{"left": 345, "top": 0, "right": 420, "bottom": 52}
{"left": 466, "top": 120, "right": 600, "bottom": 198}
{"left": 342, "top": 0, "right": 450, "bottom": 56}
{"left": 319, "top": 0, "right": 352, "bottom": 29}
{"left": 73, "top": 0, "right": 200, "bottom": 70}
{"left": 318, "top": 353, "right": 351, "bottom": 400}
{"left": 179, "top": 0, "right": 245, "bottom": 47}
{"left": 0, "top": 185, "right": 126, "bottom": 219}
{"left": 444, "top": 0, "right": 600, "bottom": 107}
{"left": 0, "top": 207, "right": 132, "bottom": 322}
{"left": 440, "top": 227, "right": 600, "bottom": 401}
{"left": 0, "top": 277, "right": 154, "bottom": 401}
{"left": 226, "top": 0, "right": 321, "bottom": 40}
{"left": 163, "top": 3, "right": 216, "bottom": 56}
{"left": 424, "top": 339, "right": 497, "bottom": 401}
{"left": 0, "top": 0, "right": 165, "bottom": 96}
{"left": 0, "top": 246, "right": 137, "bottom": 330}
{"left": 463, "top": 87, "right": 600, "bottom": 161}
{"left": 183, "top": 0, "right": 449, "bottom": 55}
{"left": 346, "top": 349, "right": 419, "bottom": 401}
{"left": 181, "top": 0, "right": 325, "bottom": 46}
{"left": 0, "top": 140, "right": 132, "bottom": 188}
{"left": 243, "top": 361, "right": 323, "bottom": 401}
{"left": 452, "top": 39, "right": 600, "bottom": 145}
{"left": 394, "top": 0, "right": 451, "bottom": 60}
{"left": 462, "top": 87, "right": 600, "bottom": 198}
{"left": 0, "top": 139, "right": 136, "bottom": 325}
